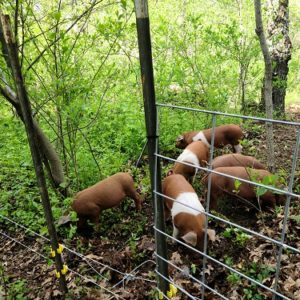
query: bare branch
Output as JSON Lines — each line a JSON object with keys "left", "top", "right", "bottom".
{"left": 25, "top": 0, "right": 104, "bottom": 73}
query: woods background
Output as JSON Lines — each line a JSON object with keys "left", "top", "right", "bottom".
{"left": 1, "top": 0, "right": 300, "bottom": 299}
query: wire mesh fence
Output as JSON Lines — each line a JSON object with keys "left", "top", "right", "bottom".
{"left": 1, "top": 1, "right": 300, "bottom": 298}
{"left": 153, "top": 103, "right": 300, "bottom": 300}
{"left": 2, "top": 101, "right": 299, "bottom": 299}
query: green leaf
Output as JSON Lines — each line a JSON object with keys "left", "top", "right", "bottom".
{"left": 234, "top": 179, "right": 241, "bottom": 191}
{"left": 120, "top": 0, "right": 127, "bottom": 9}
{"left": 256, "top": 186, "right": 267, "bottom": 197}
{"left": 53, "top": 11, "right": 61, "bottom": 21}
{"left": 191, "top": 263, "right": 196, "bottom": 274}
{"left": 222, "top": 228, "right": 233, "bottom": 238}
{"left": 39, "top": 226, "right": 48, "bottom": 236}
{"left": 290, "top": 215, "right": 300, "bottom": 221}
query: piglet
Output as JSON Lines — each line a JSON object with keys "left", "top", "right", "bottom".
{"left": 162, "top": 174, "right": 215, "bottom": 250}
{"left": 169, "top": 141, "right": 209, "bottom": 181}
{"left": 212, "top": 154, "right": 266, "bottom": 170}
{"left": 203, "top": 166, "right": 284, "bottom": 210}
{"left": 72, "top": 172, "right": 142, "bottom": 231}
{"left": 176, "top": 124, "right": 243, "bottom": 153}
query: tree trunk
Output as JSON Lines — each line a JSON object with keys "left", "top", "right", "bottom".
{"left": 1, "top": 13, "right": 68, "bottom": 293}
{"left": 272, "top": 59, "right": 289, "bottom": 113}
{"left": 267, "top": 0, "right": 292, "bottom": 114}
{"left": 254, "top": 0, "right": 275, "bottom": 172}
{"left": 0, "top": 18, "right": 65, "bottom": 190}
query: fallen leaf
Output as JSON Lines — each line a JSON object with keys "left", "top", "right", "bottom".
{"left": 170, "top": 252, "right": 183, "bottom": 265}
{"left": 204, "top": 264, "right": 214, "bottom": 276}
{"left": 229, "top": 290, "right": 240, "bottom": 300}
{"left": 57, "top": 214, "right": 72, "bottom": 226}
{"left": 283, "top": 277, "right": 296, "bottom": 290}
{"left": 52, "top": 289, "right": 62, "bottom": 297}
{"left": 85, "top": 253, "right": 103, "bottom": 261}
{"left": 138, "top": 235, "right": 155, "bottom": 252}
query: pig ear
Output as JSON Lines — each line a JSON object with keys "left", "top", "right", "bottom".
{"left": 198, "top": 197, "right": 205, "bottom": 205}
{"left": 205, "top": 229, "right": 216, "bottom": 242}
{"left": 167, "top": 170, "right": 174, "bottom": 176}
{"left": 181, "top": 231, "right": 197, "bottom": 247}
{"left": 176, "top": 135, "right": 184, "bottom": 142}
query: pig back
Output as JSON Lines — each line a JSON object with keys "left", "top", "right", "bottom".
{"left": 212, "top": 154, "right": 266, "bottom": 170}
{"left": 209, "top": 167, "right": 272, "bottom": 199}
{"left": 172, "top": 162, "right": 195, "bottom": 179}
{"left": 163, "top": 174, "right": 196, "bottom": 205}
{"left": 203, "top": 124, "right": 242, "bottom": 146}
{"left": 186, "top": 141, "right": 209, "bottom": 166}
{"left": 74, "top": 172, "right": 133, "bottom": 210}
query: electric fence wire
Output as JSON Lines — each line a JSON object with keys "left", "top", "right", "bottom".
{"left": 156, "top": 269, "right": 201, "bottom": 300}
{"left": 107, "top": 259, "right": 156, "bottom": 300}
{"left": 154, "top": 252, "right": 229, "bottom": 300}
{"left": 0, "top": 229, "right": 126, "bottom": 300}
{"left": 0, "top": 214, "right": 156, "bottom": 288}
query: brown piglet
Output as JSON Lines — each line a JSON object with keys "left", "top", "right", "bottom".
{"left": 169, "top": 141, "right": 209, "bottom": 181}
{"left": 212, "top": 154, "right": 266, "bottom": 170}
{"left": 163, "top": 174, "right": 215, "bottom": 250}
{"left": 176, "top": 124, "right": 243, "bottom": 153}
{"left": 72, "top": 172, "right": 142, "bottom": 231}
{"left": 203, "top": 166, "right": 285, "bottom": 210}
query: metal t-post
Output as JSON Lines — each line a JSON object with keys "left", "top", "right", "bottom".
{"left": 134, "top": 0, "right": 168, "bottom": 295}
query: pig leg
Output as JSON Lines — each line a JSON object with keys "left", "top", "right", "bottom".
{"left": 77, "top": 215, "right": 88, "bottom": 230}
{"left": 127, "top": 188, "right": 142, "bottom": 211}
{"left": 209, "top": 193, "right": 218, "bottom": 211}
{"left": 172, "top": 226, "right": 179, "bottom": 244}
{"left": 191, "top": 167, "right": 198, "bottom": 184}
{"left": 164, "top": 204, "right": 171, "bottom": 220}
{"left": 260, "top": 194, "right": 276, "bottom": 208}
{"left": 89, "top": 207, "right": 101, "bottom": 232}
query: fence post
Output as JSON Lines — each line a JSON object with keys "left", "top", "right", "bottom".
{"left": 133, "top": 0, "right": 169, "bottom": 295}
{"left": 272, "top": 126, "right": 300, "bottom": 299}
{"left": 0, "top": 14, "right": 68, "bottom": 294}
{"left": 201, "top": 114, "right": 217, "bottom": 299}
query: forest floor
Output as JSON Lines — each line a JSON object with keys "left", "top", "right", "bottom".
{"left": 1, "top": 111, "right": 300, "bottom": 300}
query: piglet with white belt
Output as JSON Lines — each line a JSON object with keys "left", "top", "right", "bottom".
{"left": 168, "top": 141, "right": 209, "bottom": 181}
{"left": 162, "top": 174, "right": 215, "bottom": 250}
{"left": 176, "top": 124, "right": 243, "bottom": 153}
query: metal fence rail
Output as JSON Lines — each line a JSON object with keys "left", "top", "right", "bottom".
{"left": 155, "top": 154, "right": 300, "bottom": 199}
{"left": 157, "top": 103, "right": 300, "bottom": 126}
{"left": 154, "top": 190, "right": 300, "bottom": 255}
{"left": 153, "top": 103, "right": 300, "bottom": 300}
{"left": 154, "top": 227, "right": 291, "bottom": 300}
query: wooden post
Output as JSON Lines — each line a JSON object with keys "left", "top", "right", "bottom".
{"left": 133, "top": 0, "right": 169, "bottom": 295}
{"left": 0, "top": 14, "right": 68, "bottom": 294}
